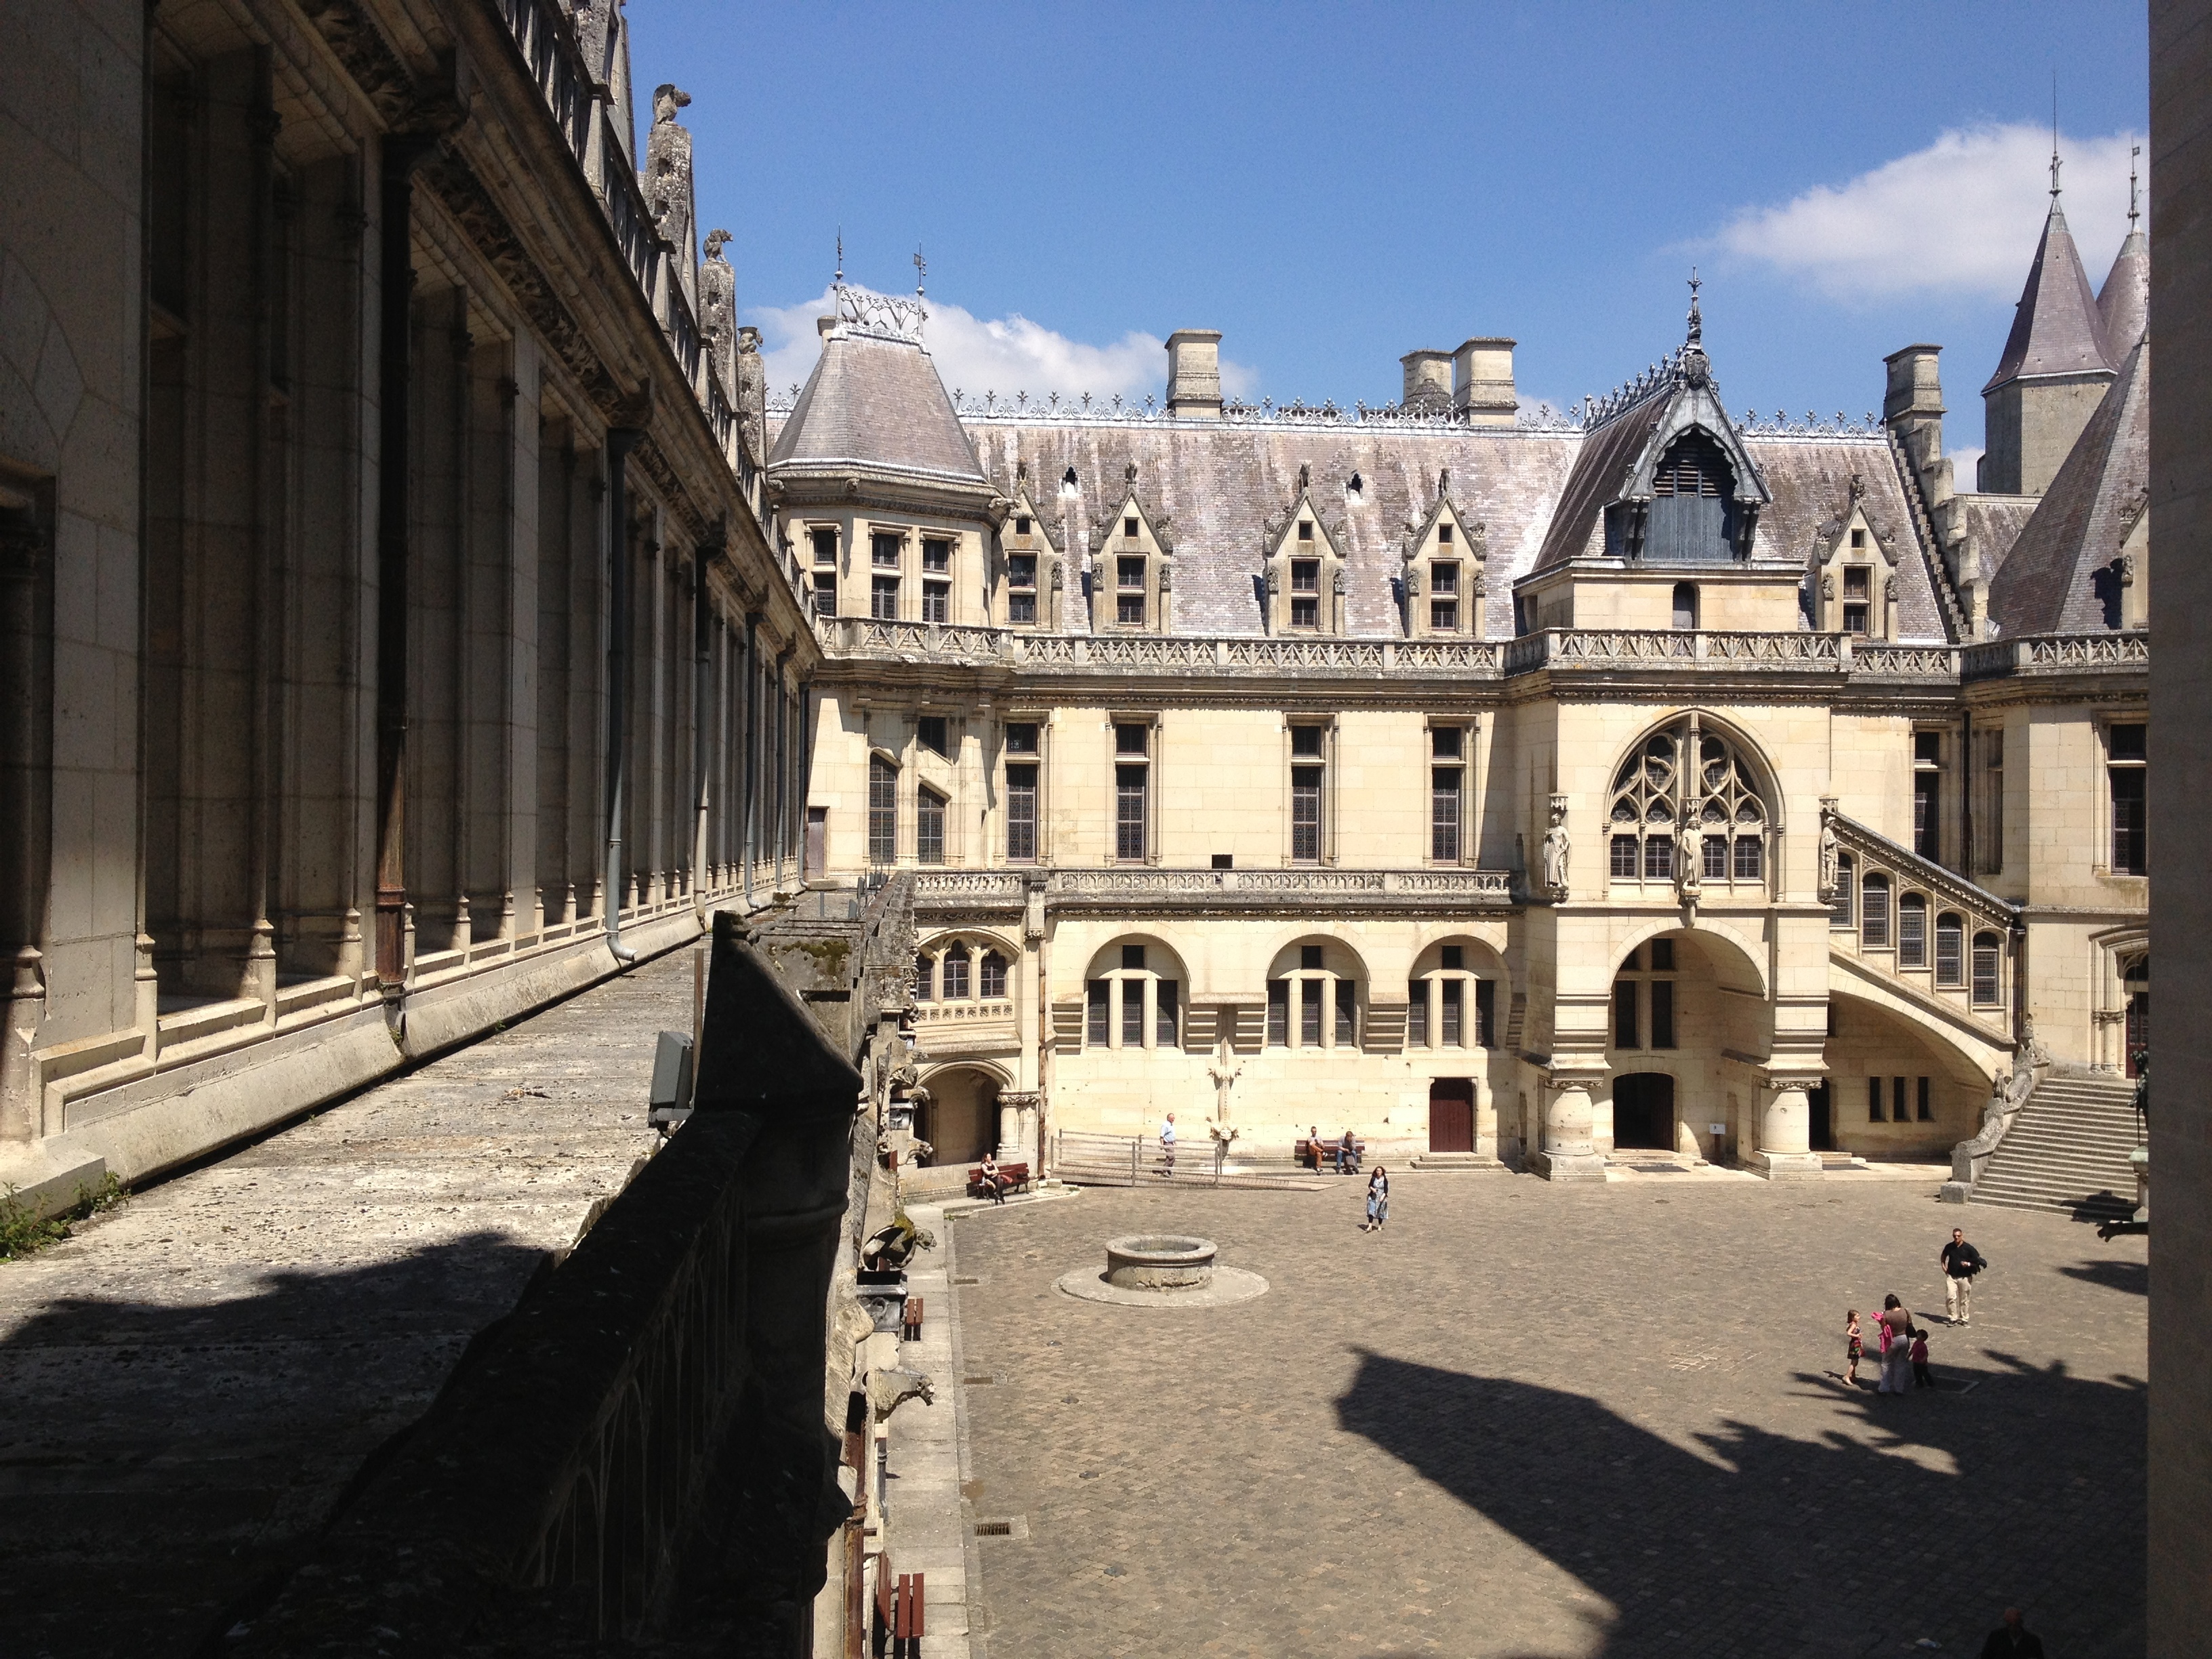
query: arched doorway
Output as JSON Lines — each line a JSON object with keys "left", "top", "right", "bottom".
{"left": 1428, "top": 1078, "right": 1475, "bottom": 1152}
{"left": 1612, "top": 1073, "right": 1676, "bottom": 1151}
{"left": 918, "top": 1065, "right": 1001, "bottom": 1164}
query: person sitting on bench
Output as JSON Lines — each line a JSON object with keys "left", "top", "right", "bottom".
{"left": 1336, "top": 1128, "right": 1357, "bottom": 1174}
{"left": 978, "top": 1152, "right": 1007, "bottom": 1206}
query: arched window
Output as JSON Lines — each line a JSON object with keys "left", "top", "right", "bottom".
{"left": 868, "top": 755, "right": 898, "bottom": 865}
{"left": 1084, "top": 940, "right": 1181, "bottom": 1051}
{"left": 941, "top": 943, "right": 970, "bottom": 1000}
{"left": 1830, "top": 854, "right": 1856, "bottom": 928}
{"left": 1898, "top": 894, "right": 1927, "bottom": 968}
{"left": 1971, "top": 932, "right": 2003, "bottom": 1005}
{"left": 979, "top": 951, "right": 1008, "bottom": 1000}
{"left": 1860, "top": 873, "right": 1891, "bottom": 947}
{"left": 1408, "top": 941, "right": 1498, "bottom": 1050}
{"left": 913, "top": 951, "right": 935, "bottom": 1000}
{"left": 1671, "top": 582, "right": 1700, "bottom": 630}
{"left": 1934, "top": 913, "right": 1965, "bottom": 986}
{"left": 1608, "top": 720, "right": 1768, "bottom": 888}
{"left": 1653, "top": 432, "right": 1732, "bottom": 499}
{"left": 1267, "top": 940, "right": 1360, "bottom": 1051}
{"left": 916, "top": 786, "right": 947, "bottom": 865}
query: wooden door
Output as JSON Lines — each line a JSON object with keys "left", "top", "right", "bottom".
{"left": 1428, "top": 1078, "right": 1475, "bottom": 1153}
{"left": 804, "top": 806, "right": 827, "bottom": 878}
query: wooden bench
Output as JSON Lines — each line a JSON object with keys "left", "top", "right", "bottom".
{"left": 966, "top": 1161, "right": 1031, "bottom": 1198}
{"left": 1295, "top": 1136, "right": 1366, "bottom": 1173}
{"left": 901, "top": 1294, "right": 924, "bottom": 1341}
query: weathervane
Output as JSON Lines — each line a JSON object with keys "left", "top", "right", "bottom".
{"left": 835, "top": 228, "right": 844, "bottom": 285}
{"left": 2129, "top": 144, "right": 2141, "bottom": 226}
{"left": 914, "top": 244, "right": 927, "bottom": 297}
{"left": 1687, "top": 267, "right": 1703, "bottom": 346}
{"left": 2050, "top": 76, "right": 2062, "bottom": 201}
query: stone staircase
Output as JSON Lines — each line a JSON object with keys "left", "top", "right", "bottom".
{"left": 1971, "top": 1072, "right": 2142, "bottom": 1220}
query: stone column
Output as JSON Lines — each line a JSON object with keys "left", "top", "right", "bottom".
{"left": 1473, "top": 1078, "right": 1498, "bottom": 1160}
{"left": 1754, "top": 1074, "right": 1824, "bottom": 1181}
{"left": 1531, "top": 1067, "right": 1607, "bottom": 1182}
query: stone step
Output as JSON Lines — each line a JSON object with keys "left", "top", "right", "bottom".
{"left": 1409, "top": 1152, "right": 1502, "bottom": 1171}
{"left": 1973, "top": 1190, "right": 2135, "bottom": 1218}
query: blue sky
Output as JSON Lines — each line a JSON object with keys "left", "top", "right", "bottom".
{"left": 632, "top": 1, "right": 2148, "bottom": 470}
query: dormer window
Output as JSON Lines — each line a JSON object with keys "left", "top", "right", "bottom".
{"left": 1431, "top": 562, "right": 1459, "bottom": 632}
{"left": 1008, "top": 553, "right": 1038, "bottom": 625}
{"left": 1116, "top": 557, "right": 1146, "bottom": 626}
{"left": 1842, "top": 565, "right": 1870, "bottom": 636}
{"left": 1643, "top": 431, "right": 1739, "bottom": 565}
{"left": 1290, "top": 560, "right": 1320, "bottom": 628}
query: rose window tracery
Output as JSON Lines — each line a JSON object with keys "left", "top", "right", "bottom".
{"left": 1607, "top": 722, "right": 1769, "bottom": 885}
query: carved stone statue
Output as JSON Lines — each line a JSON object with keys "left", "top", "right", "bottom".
{"left": 1539, "top": 800, "right": 1570, "bottom": 897}
{"left": 1817, "top": 811, "right": 1840, "bottom": 899}
{"left": 867, "top": 1366, "right": 935, "bottom": 1424}
{"left": 1208, "top": 1048, "right": 1243, "bottom": 1120}
{"left": 1820, "top": 573, "right": 1834, "bottom": 600}
{"left": 652, "top": 83, "right": 691, "bottom": 125}
{"left": 1676, "top": 822, "right": 1702, "bottom": 899}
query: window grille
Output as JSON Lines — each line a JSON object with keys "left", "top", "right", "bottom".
{"left": 1115, "top": 765, "right": 1147, "bottom": 860}
{"left": 1267, "top": 980, "right": 1288, "bottom": 1046}
{"left": 1408, "top": 979, "right": 1427, "bottom": 1046}
{"left": 1155, "top": 979, "right": 1179, "bottom": 1046}
{"left": 914, "top": 953, "right": 935, "bottom": 1000}
{"left": 941, "top": 943, "right": 968, "bottom": 998}
{"left": 867, "top": 756, "right": 897, "bottom": 864}
{"left": 980, "top": 951, "right": 1007, "bottom": 999}
{"left": 1006, "top": 764, "right": 1038, "bottom": 862}
{"left": 1291, "top": 766, "right": 1323, "bottom": 861}
{"left": 1898, "top": 895, "right": 1927, "bottom": 967}
{"left": 1121, "top": 980, "right": 1144, "bottom": 1046}
{"left": 1860, "top": 873, "right": 1891, "bottom": 947}
{"left": 871, "top": 533, "right": 902, "bottom": 567}
{"left": 916, "top": 790, "right": 945, "bottom": 865}
{"left": 1431, "top": 769, "right": 1462, "bottom": 862}
{"left": 2109, "top": 723, "right": 2147, "bottom": 874}
{"left": 1971, "top": 933, "right": 2003, "bottom": 1005}
{"left": 1440, "top": 979, "right": 1462, "bottom": 1046}
{"left": 1087, "top": 980, "right": 1109, "bottom": 1046}
{"left": 1935, "top": 913, "right": 1965, "bottom": 986}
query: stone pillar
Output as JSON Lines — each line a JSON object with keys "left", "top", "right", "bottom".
{"left": 1473, "top": 1079, "right": 1498, "bottom": 1160}
{"left": 1530, "top": 1068, "right": 1607, "bottom": 1182}
{"left": 1753, "top": 1075, "right": 1824, "bottom": 1181}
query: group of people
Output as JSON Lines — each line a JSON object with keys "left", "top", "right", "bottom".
{"left": 1304, "top": 1124, "right": 1361, "bottom": 1174}
{"left": 1843, "top": 1227, "right": 1990, "bottom": 1395}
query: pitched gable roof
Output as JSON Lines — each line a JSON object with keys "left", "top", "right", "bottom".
{"left": 1982, "top": 201, "right": 2114, "bottom": 394}
{"left": 1984, "top": 337, "right": 2149, "bottom": 635}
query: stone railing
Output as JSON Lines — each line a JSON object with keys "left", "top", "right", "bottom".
{"left": 914, "top": 999, "right": 1017, "bottom": 1024}
{"left": 1506, "top": 628, "right": 1843, "bottom": 674}
{"left": 910, "top": 867, "right": 1517, "bottom": 905}
{"left": 817, "top": 616, "right": 1504, "bottom": 677}
{"left": 1962, "top": 632, "right": 2150, "bottom": 679}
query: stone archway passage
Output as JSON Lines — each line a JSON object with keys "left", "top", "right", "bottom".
{"left": 1612, "top": 1072, "right": 1676, "bottom": 1151}
{"left": 1429, "top": 1078, "right": 1475, "bottom": 1153}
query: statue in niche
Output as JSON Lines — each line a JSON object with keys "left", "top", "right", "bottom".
{"left": 1818, "top": 811, "right": 1841, "bottom": 899}
{"left": 1677, "top": 821, "right": 1702, "bottom": 899}
{"left": 1539, "top": 799, "right": 1570, "bottom": 898}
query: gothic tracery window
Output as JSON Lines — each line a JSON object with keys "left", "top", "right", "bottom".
{"left": 1607, "top": 722, "right": 1768, "bottom": 888}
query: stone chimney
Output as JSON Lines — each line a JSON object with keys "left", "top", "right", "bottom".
{"left": 1165, "top": 329, "right": 1224, "bottom": 419}
{"left": 1453, "top": 337, "right": 1517, "bottom": 426}
{"left": 1400, "top": 350, "right": 1453, "bottom": 412}
{"left": 1883, "top": 344, "right": 1944, "bottom": 430}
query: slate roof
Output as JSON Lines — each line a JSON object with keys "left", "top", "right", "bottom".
{"left": 2096, "top": 224, "right": 2148, "bottom": 361}
{"left": 1952, "top": 493, "right": 2041, "bottom": 590}
{"left": 954, "top": 419, "right": 1948, "bottom": 640}
{"left": 766, "top": 331, "right": 987, "bottom": 485}
{"left": 1982, "top": 202, "right": 2114, "bottom": 394}
{"left": 1530, "top": 384, "right": 1671, "bottom": 572}
{"left": 1984, "top": 338, "right": 2149, "bottom": 636}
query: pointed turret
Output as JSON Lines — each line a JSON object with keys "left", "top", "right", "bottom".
{"left": 2097, "top": 147, "right": 2148, "bottom": 360}
{"left": 1979, "top": 154, "right": 2117, "bottom": 496}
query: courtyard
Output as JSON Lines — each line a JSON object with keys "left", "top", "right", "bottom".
{"left": 943, "top": 1174, "right": 2146, "bottom": 1658}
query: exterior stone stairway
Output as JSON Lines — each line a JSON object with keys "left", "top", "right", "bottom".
{"left": 1971, "top": 1072, "right": 2142, "bottom": 1220}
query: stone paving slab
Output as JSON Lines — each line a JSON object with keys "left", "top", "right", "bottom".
{"left": 0, "top": 950, "right": 693, "bottom": 1658}
{"left": 947, "top": 1169, "right": 2147, "bottom": 1658}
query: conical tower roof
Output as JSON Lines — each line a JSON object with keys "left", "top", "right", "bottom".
{"left": 1985, "top": 335, "right": 2148, "bottom": 635}
{"left": 767, "top": 290, "right": 985, "bottom": 487}
{"left": 2097, "top": 223, "right": 2148, "bottom": 361}
{"left": 1982, "top": 199, "right": 2114, "bottom": 395}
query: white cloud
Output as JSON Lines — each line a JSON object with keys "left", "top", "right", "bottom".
{"left": 749, "top": 287, "right": 1255, "bottom": 405}
{"left": 1948, "top": 447, "right": 1986, "bottom": 494}
{"left": 1713, "top": 124, "right": 2144, "bottom": 303}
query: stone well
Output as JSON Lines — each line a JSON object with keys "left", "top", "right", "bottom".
{"left": 1103, "top": 1234, "right": 1216, "bottom": 1292}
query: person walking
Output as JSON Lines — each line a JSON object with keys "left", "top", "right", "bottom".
{"left": 1158, "top": 1113, "right": 1176, "bottom": 1176}
{"left": 1940, "top": 1227, "right": 1986, "bottom": 1326}
{"left": 1910, "top": 1327, "right": 1933, "bottom": 1389}
{"left": 1978, "top": 1608, "right": 2045, "bottom": 1657}
{"left": 1844, "top": 1309, "right": 1864, "bottom": 1388}
{"left": 1364, "top": 1164, "right": 1389, "bottom": 1231}
{"left": 1875, "top": 1295, "right": 1913, "bottom": 1394}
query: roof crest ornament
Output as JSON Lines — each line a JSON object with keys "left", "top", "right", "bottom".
{"left": 832, "top": 279, "right": 927, "bottom": 344}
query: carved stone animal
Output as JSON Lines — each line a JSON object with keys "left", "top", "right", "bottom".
{"left": 867, "top": 1366, "right": 935, "bottom": 1424}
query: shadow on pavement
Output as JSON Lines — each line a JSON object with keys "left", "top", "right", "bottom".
{"left": 0, "top": 1231, "right": 548, "bottom": 1659}
{"left": 2056, "top": 1256, "right": 2149, "bottom": 1297}
{"left": 1335, "top": 1347, "right": 2144, "bottom": 1658}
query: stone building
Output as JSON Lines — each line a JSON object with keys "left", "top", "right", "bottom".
{"left": 785, "top": 210, "right": 2150, "bottom": 1184}
{"left": 2, "top": 0, "right": 809, "bottom": 1208}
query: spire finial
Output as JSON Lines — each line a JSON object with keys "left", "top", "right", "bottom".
{"left": 914, "top": 244, "right": 926, "bottom": 297}
{"left": 2050, "top": 76, "right": 2062, "bottom": 201}
{"left": 835, "top": 228, "right": 843, "bottom": 285}
{"left": 1687, "top": 267, "right": 1703, "bottom": 346}
{"left": 2129, "top": 143, "right": 2142, "bottom": 226}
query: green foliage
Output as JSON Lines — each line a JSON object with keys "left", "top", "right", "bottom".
{"left": 0, "top": 1172, "right": 127, "bottom": 1262}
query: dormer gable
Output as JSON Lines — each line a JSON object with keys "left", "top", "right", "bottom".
{"left": 1090, "top": 462, "right": 1176, "bottom": 631}
{"left": 1397, "top": 468, "right": 1488, "bottom": 638}
{"left": 1260, "top": 464, "right": 1349, "bottom": 634}
{"left": 998, "top": 459, "right": 1062, "bottom": 628}
{"left": 1809, "top": 476, "right": 1901, "bottom": 640}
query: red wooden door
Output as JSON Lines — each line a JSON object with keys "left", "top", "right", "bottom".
{"left": 1428, "top": 1078, "right": 1475, "bottom": 1152}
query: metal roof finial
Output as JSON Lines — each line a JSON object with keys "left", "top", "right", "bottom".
{"left": 2050, "top": 76, "right": 2062, "bottom": 202}
{"left": 914, "top": 244, "right": 926, "bottom": 298}
{"left": 835, "top": 228, "right": 844, "bottom": 285}
{"left": 1687, "top": 267, "right": 1703, "bottom": 346}
{"left": 2129, "top": 144, "right": 2141, "bottom": 227}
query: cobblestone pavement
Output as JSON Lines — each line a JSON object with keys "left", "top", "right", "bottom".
{"left": 0, "top": 950, "right": 696, "bottom": 1658}
{"left": 947, "top": 1171, "right": 2147, "bottom": 1658}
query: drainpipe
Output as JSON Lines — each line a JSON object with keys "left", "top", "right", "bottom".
{"left": 602, "top": 427, "right": 643, "bottom": 963}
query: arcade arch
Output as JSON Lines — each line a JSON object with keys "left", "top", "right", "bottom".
{"left": 916, "top": 1061, "right": 1007, "bottom": 1164}
{"left": 1601, "top": 927, "right": 1770, "bottom": 1156}
{"left": 1080, "top": 935, "right": 1188, "bottom": 1051}
{"left": 1265, "top": 936, "right": 1367, "bottom": 1051}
